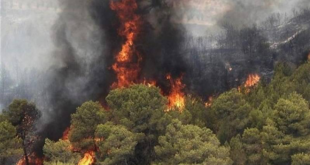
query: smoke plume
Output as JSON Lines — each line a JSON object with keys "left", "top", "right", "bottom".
{"left": 37, "top": 0, "right": 187, "bottom": 147}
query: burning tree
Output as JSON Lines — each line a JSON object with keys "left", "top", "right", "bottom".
{"left": 4, "top": 99, "right": 41, "bottom": 165}
{"left": 43, "top": 139, "right": 80, "bottom": 165}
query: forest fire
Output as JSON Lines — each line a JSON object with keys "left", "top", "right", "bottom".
{"left": 61, "top": 127, "right": 96, "bottom": 164}
{"left": 110, "top": 0, "right": 142, "bottom": 88}
{"left": 78, "top": 151, "right": 95, "bottom": 165}
{"left": 244, "top": 74, "right": 261, "bottom": 88}
{"left": 166, "top": 74, "right": 186, "bottom": 111}
{"left": 109, "top": 0, "right": 186, "bottom": 111}
{"left": 2, "top": 0, "right": 310, "bottom": 164}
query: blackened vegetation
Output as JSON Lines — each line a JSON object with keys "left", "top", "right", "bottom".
{"left": 277, "top": 9, "right": 310, "bottom": 64}
{"left": 185, "top": 9, "right": 310, "bottom": 97}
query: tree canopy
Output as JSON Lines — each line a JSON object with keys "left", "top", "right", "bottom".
{"left": 95, "top": 122, "right": 141, "bottom": 165}
{"left": 69, "top": 101, "right": 108, "bottom": 152}
{"left": 153, "top": 119, "right": 232, "bottom": 165}
{"left": 0, "top": 121, "right": 22, "bottom": 164}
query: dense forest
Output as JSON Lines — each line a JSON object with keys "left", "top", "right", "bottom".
{"left": 1, "top": 59, "right": 309, "bottom": 165}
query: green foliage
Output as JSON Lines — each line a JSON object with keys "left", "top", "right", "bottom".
{"left": 2, "top": 99, "right": 41, "bottom": 165}
{"left": 43, "top": 139, "right": 80, "bottom": 164}
{"left": 0, "top": 121, "right": 22, "bottom": 163}
{"left": 225, "top": 62, "right": 310, "bottom": 165}
{"left": 241, "top": 128, "right": 264, "bottom": 165}
{"left": 229, "top": 135, "right": 246, "bottom": 165}
{"left": 272, "top": 93, "right": 310, "bottom": 136}
{"left": 260, "top": 93, "right": 310, "bottom": 164}
{"left": 95, "top": 123, "right": 140, "bottom": 165}
{"left": 4, "top": 99, "right": 40, "bottom": 128}
{"left": 211, "top": 89, "right": 253, "bottom": 143}
{"left": 5, "top": 99, "right": 29, "bottom": 125}
{"left": 153, "top": 120, "right": 232, "bottom": 165}
{"left": 106, "top": 85, "right": 167, "bottom": 134}
{"left": 38, "top": 61, "right": 309, "bottom": 165}
{"left": 229, "top": 92, "right": 310, "bottom": 165}
{"left": 289, "top": 62, "right": 310, "bottom": 102}
{"left": 106, "top": 85, "right": 169, "bottom": 164}
{"left": 69, "top": 101, "right": 108, "bottom": 151}
{"left": 184, "top": 96, "right": 207, "bottom": 127}
{"left": 0, "top": 114, "right": 8, "bottom": 123}
{"left": 292, "top": 153, "right": 310, "bottom": 165}
{"left": 166, "top": 109, "right": 192, "bottom": 125}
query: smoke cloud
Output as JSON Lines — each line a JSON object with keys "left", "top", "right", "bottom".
{"left": 36, "top": 0, "right": 188, "bottom": 144}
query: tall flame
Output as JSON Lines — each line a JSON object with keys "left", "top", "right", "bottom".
{"left": 244, "top": 74, "right": 260, "bottom": 88}
{"left": 110, "top": 0, "right": 142, "bottom": 88}
{"left": 78, "top": 151, "right": 95, "bottom": 165}
{"left": 166, "top": 74, "right": 186, "bottom": 111}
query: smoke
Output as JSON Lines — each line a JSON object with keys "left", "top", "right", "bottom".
{"left": 37, "top": 0, "right": 111, "bottom": 139}
{"left": 36, "top": 0, "right": 187, "bottom": 144}
{"left": 166, "top": 0, "right": 310, "bottom": 36}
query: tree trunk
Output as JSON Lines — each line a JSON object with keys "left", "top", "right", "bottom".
{"left": 22, "top": 134, "right": 29, "bottom": 165}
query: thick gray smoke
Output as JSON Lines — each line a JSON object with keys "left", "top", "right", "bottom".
{"left": 36, "top": 0, "right": 188, "bottom": 143}
{"left": 37, "top": 0, "right": 111, "bottom": 139}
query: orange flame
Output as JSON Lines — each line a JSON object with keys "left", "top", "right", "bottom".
{"left": 143, "top": 79, "right": 156, "bottom": 87}
{"left": 62, "top": 127, "right": 70, "bottom": 140}
{"left": 78, "top": 151, "right": 95, "bottom": 165}
{"left": 204, "top": 96, "right": 213, "bottom": 107}
{"left": 110, "top": 0, "right": 142, "bottom": 88}
{"left": 166, "top": 74, "right": 186, "bottom": 111}
{"left": 244, "top": 74, "right": 261, "bottom": 88}
{"left": 16, "top": 153, "right": 43, "bottom": 165}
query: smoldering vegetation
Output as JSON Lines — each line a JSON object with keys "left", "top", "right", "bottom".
{"left": 1, "top": 0, "right": 310, "bottom": 155}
